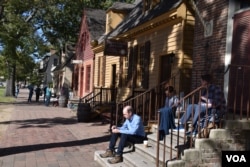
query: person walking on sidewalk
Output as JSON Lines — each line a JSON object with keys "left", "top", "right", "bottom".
{"left": 35, "top": 86, "right": 41, "bottom": 102}
{"left": 45, "top": 86, "right": 52, "bottom": 106}
{"left": 27, "top": 84, "right": 34, "bottom": 102}
{"left": 43, "top": 86, "right": 47, "bottom": 103}
{"left": 15, "top": 83, "right": 20, "bottom": 98}
{"left": 99, "top": 105, "right": 146, "bottom": 164}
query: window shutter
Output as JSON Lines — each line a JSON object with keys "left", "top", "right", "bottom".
{"left": 133, "top": 45, "right": 138, "bottom": 87}
{"left": 142, "top": 41, "right": 150, "bottom": 89}
{"left": 126, "top": 45, "right": 138, "bottom": 87}
{"left": 127, "top": 47, "right": 133, "bottom": 87}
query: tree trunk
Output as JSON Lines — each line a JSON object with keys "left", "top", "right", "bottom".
{"left": 12, "top": 63, "right": 16, "bottom": 96}
{"left": 5, "top": 78, "right": 13, "bottom": 96}
{"left": 4, "top": 65, "right": 14, "bottom": 97}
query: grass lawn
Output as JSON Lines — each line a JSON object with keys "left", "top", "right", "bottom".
{"left": 0, "top": 87, "right": 15, "bottom": 103}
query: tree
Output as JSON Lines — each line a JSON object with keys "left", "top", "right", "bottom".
{"left": 0, "top": 0, "right": 135, "bottom": 96}
{"left": 0, "top": 0, "right": 48, "bottom": 96}
{"left": 0, "top": 54, "right": 7, "bottom": 78}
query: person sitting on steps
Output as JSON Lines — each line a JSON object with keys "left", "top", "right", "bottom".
{"left": 164, "top": 85, "right": 179, "bottom": 117}
{"left": 175, "top": 74, "right": 226, "bottom": 136}
{"left": 158, "top": 85, "right": 180, "bottom": 140}
{"left": 99, "top": 105, "right": 146, "bottom": 164}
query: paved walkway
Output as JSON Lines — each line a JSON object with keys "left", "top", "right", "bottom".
{"left": 0, "top": 89, "right": 110, "bottom": 167}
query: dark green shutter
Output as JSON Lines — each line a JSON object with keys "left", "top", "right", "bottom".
{"left": 142, "top": 41, "right": 150, "bottom": 89}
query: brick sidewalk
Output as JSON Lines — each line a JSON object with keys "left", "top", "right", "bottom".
{"left": 0, "top": 89, "right": 110, "bottom": 167}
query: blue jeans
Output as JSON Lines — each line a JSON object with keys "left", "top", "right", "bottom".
{"left": 15, "top": 91, "right": 19, "bottom": 98}
{"left": 180, "top": 104, "right": 207, "bottom": 127}
{"left": 108, "top": 133, "right": 145, "bottom": 155}
{"left": 45, "top": 95, "right": 51, "bottom": 106}
{"left": 28, "top": 92, "right": 33, "bottom": 102}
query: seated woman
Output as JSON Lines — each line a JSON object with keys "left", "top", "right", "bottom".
{"left": 164, "top": 85, "right": 179, "bottom": 117}
{"left": 158, "top": 86, "right": 179, "bottom": 139}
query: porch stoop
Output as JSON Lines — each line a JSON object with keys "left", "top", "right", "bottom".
{"left": 94, "top": 122, "right": 186, "bottom": 167}
{"left": 166, "top": 121, "right": 250, "bottom": 167}
{"left": 94, "top": 119, "right": 250, "bottom": 167}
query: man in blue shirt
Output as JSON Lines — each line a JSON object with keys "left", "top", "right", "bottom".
{"left": 100, "top": 105, "right": 146, "bottom": 164}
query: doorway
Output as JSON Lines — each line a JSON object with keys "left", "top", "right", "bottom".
{"left": 160, "top": 55, "right": 172, "bottom": 83}
{"left": 228, "top": 10, "right": 250, "bottom": 113}
{"left": 111, "top": 64, "right": 116, "bottom": 87}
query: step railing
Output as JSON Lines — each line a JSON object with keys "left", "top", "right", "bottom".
{"left": 79, "top": 91, "right": 94, "bottom": 103}
{"left": 79, "top": 87, "right": 117, "bottom": 107}
{"left": 155, "top": 85, "right": 215, "bottom": 167}
{"left": 115, "top": 81, "right": 167, "bottom": 126}
{"left": 114, "top": 70, "right": 181, "bottom": 126}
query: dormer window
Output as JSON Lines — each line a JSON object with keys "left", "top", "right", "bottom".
{"left": 144, "top": 0, "right": 151, "bottom": 11}
{"left": 143, "top": 0, "right": 160, "bottom": 12}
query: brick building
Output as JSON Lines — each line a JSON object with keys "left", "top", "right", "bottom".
{"left": 191, "top": 0, "right": 250, "bottom": 114}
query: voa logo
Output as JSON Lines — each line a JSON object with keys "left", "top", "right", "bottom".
{"left": 226, "top": 155, "right": 247, "bottom": 163}
{"left": 222, "top": 151, "right": 250, "bottom": 167}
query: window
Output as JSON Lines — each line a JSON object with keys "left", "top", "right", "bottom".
{"left": 204, "top": 20, "right": 213, "bottom": 37}
{"left": 127, "top": 41, "right": 150, "bottom": 89}
{"left": 122, "top": 56, "right": 128, "bottom": 87}
{"left": 240, "top": 2, "right": 250, "bottom": 9}
{"left": 74, "top": 67, "right": 79, "bottom": 91}
{"left": 53, "top": 58, "right": 58, "bottom": 66}
{"left": 144, "top": 0, "right": 160, "bottom": 12}
{"left": 85, "top": 65, "right": 91, "bottom": 91}
{"left": 144, "top": 0, "right": 151, "bottom": 11}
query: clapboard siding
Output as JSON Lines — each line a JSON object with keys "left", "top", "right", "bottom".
{"left": 92, "top": 1, "right": 195, "bottom": 99}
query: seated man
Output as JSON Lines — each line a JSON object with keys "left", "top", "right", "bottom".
{"left": 100, "top": 105, "right": 146, "bottom": 164}
{"left": 175, "top": 74, "right": 225, "bottom": 135}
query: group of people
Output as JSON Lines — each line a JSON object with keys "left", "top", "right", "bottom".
{"left": 27, "top": 84, "right": 52, "bottom": 106}
{"left": 99, "top": 74, "right": 226, "bottom": 164}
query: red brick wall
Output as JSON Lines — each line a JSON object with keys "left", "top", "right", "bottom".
{"left": 192, "top": 0, "right": 229, "bottom": 89}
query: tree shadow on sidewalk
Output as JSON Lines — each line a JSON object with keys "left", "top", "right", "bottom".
{"left": 0, "top": 116, "right": 110, "bottom": 128}
{"left": 0, "top": 117, "right": 80, "bottom": 128}
{"left": 0, "top": 135, "right": 110, "bottom": 156}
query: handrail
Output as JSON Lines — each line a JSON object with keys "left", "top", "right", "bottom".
{"left": 85, "top": 92, "right": 101, "bottom": 103}
{"left": 116, "top": 70, "right": 180, "bottom": 107}
{"left": 79, "top": 91, "right": 93, "bottom": 103}
{"left": 115, "top": 80, "right": 167, "bottom": 125}
{"left": 79, "top": 87, "right": 117, "bottom": 106}
{"left": 181, "top": 86, "right": 204, "bottom": 101}
{"left": 156, "top": 85, "right": 207, "bottom": 167}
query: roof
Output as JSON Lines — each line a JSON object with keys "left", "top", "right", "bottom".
{"left": 107, "top": 2, "right": 135, "bottom": 12}
{"left": 99, "top": 0, "right": 182, "bottom": 42}
{"left": 85, "top": 8, "right": 106, "bottom": 40}
{"left": 52, "top": 52, "right": 74, "bottom": 72}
